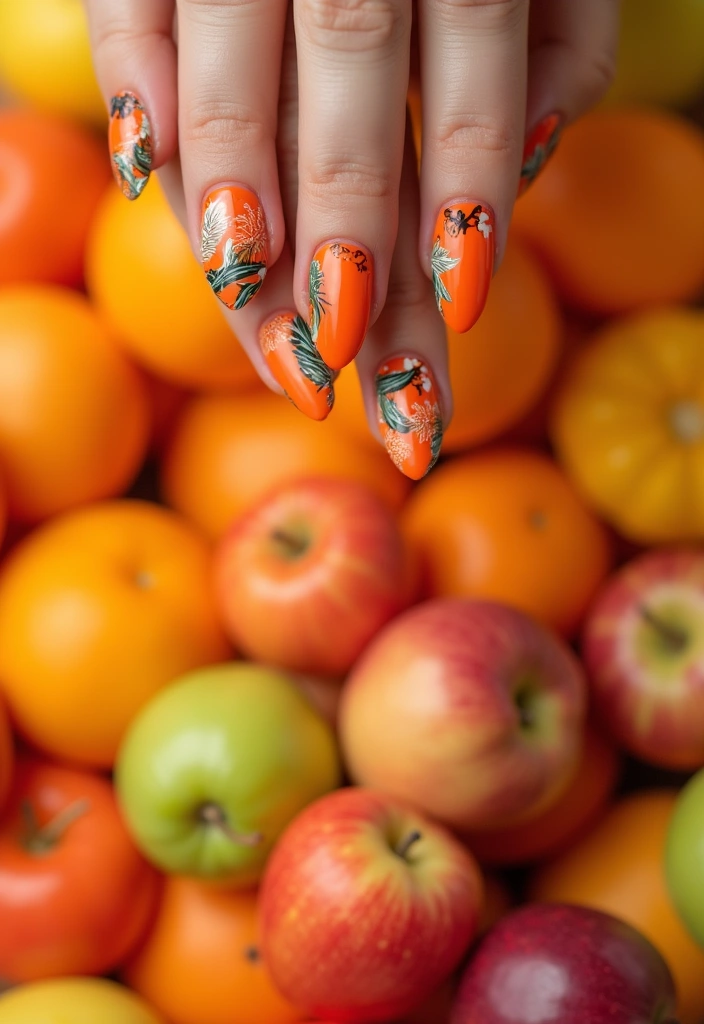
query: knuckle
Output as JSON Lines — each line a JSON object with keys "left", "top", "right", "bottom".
{"left": 303, "top": 156, "right": 394, "bottom": 203}
{"left": 385, "top": 269, "right": 433, "bottom": 313}
{"left": 299, "top": 0, "right": 406, "bottom": 53}
{"left": 585, "top": 50, "right": 617, "bottom": 101}
{"left": 428, "top": 0, "right": 525, "bottom": 29}
{"left": 430, "top": 113, "right": 516, "bottom": 162}
{"left": 181, "top": 100, "right": 268, "bottom": 152}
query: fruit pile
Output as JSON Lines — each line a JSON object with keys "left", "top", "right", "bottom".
{"left": 1, "top": 3, "right": 704, "bottom": 1024}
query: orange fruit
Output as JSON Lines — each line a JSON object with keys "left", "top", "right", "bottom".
{"left": 124, "top": 876, "right": 304, "bottom": 1024}
{"left": 530, "top": 791, "right": 704, "bottom": 1024}
{"left": 86, "top": 180, "right": 261, "bottom": 391}
{"left": 333, "top": 238, "right": 562, "bottom": 453}
{"left": 0, "top": 695, "right": 12, "bottom": 814}
{"left": 0, "top": 286, "right": 149, "bottom": 523}
{"left": 0, "top": 474, "right": 6, "bottom": 551}
{"left": 463, "top": 724, "right": 621, "bottom": 866}
{"left": 513, "top": 109, "right": 704, "bottom": 316}
{"left": 401, "top": 447, "right": 612, "bottom": 636}
{"left": 0, "top": 108, "right": 110, "bottom": 288}
{"left": 161, "top": 391, "right": 412, "bottom": 539}
{"left": 0, "top": 500, "right": 230, "bottom": 768}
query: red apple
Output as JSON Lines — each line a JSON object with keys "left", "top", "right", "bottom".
{"left": 213, "top": 477, "right": 414, "bottom": 677}
{"left": 259, "top": 787, "right": 483, "bottom": 1023}
{"left": 451, "top": 903, "right": 678, "bottom": 1024}
{"left": 583, "top": 548, "right": 704, "bottom": 769}
{"left": 339, "top": 599, "right": 587, "bottom": 832}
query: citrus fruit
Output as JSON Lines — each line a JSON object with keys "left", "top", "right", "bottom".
{"left": 86, "top": 180, "right": 261, "bottom": 390}
{"left": 401, "top": 447, "right": 612, "bottom": 636}
{"left": 0, "top": 286, "right": 149, "bottom": 523}
{"left": 513, "top": 109, "right": 704, "bottom": 316}
{"left": 0, "top": 500, "right": 230, "bottom": 768}
{"left": 162, "top": 391, "right": 412, "bottom": 538}
{"left": 0, "top": 978, "right": 163, "bottom": 1024}
{"left": 0, "top": 108, "right": 110, "bottom": 288}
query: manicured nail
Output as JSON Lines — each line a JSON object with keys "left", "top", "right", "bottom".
{"left": 260, "top": 312, "right": 334, "bottom": 421}
{"left": 376, "top": 356, "right": 443, "bottom": 480}
{"left": 309, "top": 241, "right": 373, "bottom": 370}
{"left": 201, "top": 186, "right": 268, "bottom": 310}
{"left": 518, "top": 113, "right": 562, "bottom": 197}
{"left": 431, "top": 202, "right": 494, "bottom": 335}
{"left": 109, "top": 92, "right": 152, "bottom": 201}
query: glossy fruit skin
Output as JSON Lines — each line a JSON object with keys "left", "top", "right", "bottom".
{"left": 513, "top": 110, "right": 704, "bottom": 316}
{"left": 552, "top": 308, "right": 704, "bottom": 544}
{"left": 86, "top": 180, "right": 260, "bottom": 390}
{"left": 0, "top": 759, "right": 160, "bottom": 982}
{"left": 214, "top": 478, "right": 412, "bottom": 677}
{"left": 402, "top": 447, "right": 611, "bottom": 637}
{"left": 124, "top": 877, "right": 304, "bottom": 1024}
{"left": 116, "top": 662, "right": 341, "bottom": 884}
{"left": 0, "top": 109, "right": 109, "bottom": 287}
{"left": 666, "top": 768, "right": 704, "bottom": 950}
{"left": 531, "top": 791, "right": 704, "bottom": 1024}
{"left": 0, "top": 500, "right": 230, "bottom": 767}
{"left": 463, "top": 723, "right": 621, "bottom": 867}
{"left": 451, "top": 903, "right": 677, "bottom": 1024}
{"left": 0, "top": 977, "right": 164, "bottom": 1024}
{"left": 340, "top": 599, "right": 587, "bottom": 833}
{"left": 0, "top": 286, "right": 149, "bottom": 523}
{"left": 162, "top": 390, "right": 411, "bottom": 539}
{"left": 0, "top": 696, "right": 12, "bottom": 814}
{"left": 260, "top": 787, "right": 483, "bottom": 1023}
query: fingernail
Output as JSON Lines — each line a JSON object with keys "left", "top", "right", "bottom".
{"left": 309, "top": 241, "right": 373, "bottom": 370}
{"left": 431, "top": 202, "right": 494, "bottom": 334}
{"left": 260, "top": 312, "right": 335, "bottom": 421}
{"left": 201, "top": 186, "right": 268, "bottom": 310}
{"left": 109, "top": 92, "right": 152, "bottom": 201}
{"left": 518, "top": 113, "right": 562, "bottom": 197}
{"left": 376, "top": 356, "right": 443, "bottom": 480}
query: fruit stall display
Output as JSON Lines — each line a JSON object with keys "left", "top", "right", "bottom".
{"left": 0, "top": 2, "right": 703, "bottom": 1023}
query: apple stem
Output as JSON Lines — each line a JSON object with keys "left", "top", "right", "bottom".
{"left": 197, "top": 802, "right": 263, "bottom": 847}
{"left": 394, "top": 830, "right": 423, "bottom": 860}
{"left": 21, "top": 798, "right": 91, "bottom": 855}
{"left": 270, "top": 528, "right": 309, "bottom": 559}
{"left": 639, "top": 605, "right": 688, "bottom": 653}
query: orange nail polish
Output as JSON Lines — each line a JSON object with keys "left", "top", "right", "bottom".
{"left": 109, "top": 92, "right": 152, "bottom": 201}
{"left": 201, "top": 186, "right": 268, "bottom": 310}
{"left": 260, "top": 312, "right": 335, "bottom": 421}
{"left": 309, "top": 241, "right": 373, "bottom": 370}
{"left": 376, "top": 356, "right": 443, "bottom": 480}
{"left": 431, "top": 202, "right": 494, "bottom": 335}
{"left": 518, "top": 113, "right": 562, "bottom": 197}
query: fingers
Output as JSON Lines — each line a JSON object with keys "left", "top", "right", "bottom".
{"left": 85, "top": 0, "right": 177, "bottom": 199}
{"left": 519, "top": 0, "right": 620, "bottom": 195}
{"left": 418, "top": 0, "right": 529, "bottom": 333}
{"left": 356, "top": 117, "right": 450, "bottom": 481}
{"left": 175, "top": 0, "right": 289, "bottom": 312}
{"left": 293, "top": 0, "right": 413, "bottom": 370}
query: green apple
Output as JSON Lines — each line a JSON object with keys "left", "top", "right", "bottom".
{"left": 115, "top": 662, "right": 341, "bottom": 885}
{"left": 666, "top": 766, "right": 704, "bottom": 947}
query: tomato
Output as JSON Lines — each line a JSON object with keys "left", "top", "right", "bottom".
{"left": 0, "top": 695, "right": 12, "bottom": 814}
{"left": 0, "top": 978, "right": 163, "bottom": 1024}
{"left": 0, "top": 759, "right": 161, "bottom": 982}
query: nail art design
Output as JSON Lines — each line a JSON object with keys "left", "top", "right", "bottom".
{"left": 201, "top": 186, "right": 268, "bottom": 310}
{"left": 108, "top": 92, "right": 152, "bottom": 201}
{"left": 376, "top": 357, "right": 443, "bottom": 480}
{"left": 431, "top": 202, "right": 494, "bottom": 335}
{"left": 260, "top": 312, "right": 335, "bottom": 421}
{"left": 308, "top": 241, "right": 373, "bottom": 370}
{"left": 519, "top": 113, "right": 562, "bottom": 197}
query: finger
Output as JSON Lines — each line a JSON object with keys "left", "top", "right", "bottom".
{"left": 356, "top": 116, "right": 450, "bottom": 481}
{"left": 85, "top": 0, "right": 177, "bottom": 199}
{"left": 176, "top": 0, "right": 288, "bottom": 312}
{"left": 418, "top": 0, "right": 529, "bottom": 334}
{"left": 293, "top": 0, "right": 412, "bottom": 371}
{"left": 518, "top": 0, "right": 620, "bottom": 195}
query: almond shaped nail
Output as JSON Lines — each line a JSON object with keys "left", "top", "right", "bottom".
{"left": 309, "top": 241, "right": 373, "bottom": 370}
{"left": 109, "top": 92, "right": 152, "bottom": 201}
{"left": 260, "top": 312, "right": 334, "bottom": 421}
{"left": 519, "top": 113, "right": 562, "bottom": 197}
{"left": 201, "top": 186, "right": 268, "bottom": 310}
{"left": 376, "top": 356, "right": 443, "bottom": 480}
{"left": 431, "top": 202, "right": 495, "bottom": 335}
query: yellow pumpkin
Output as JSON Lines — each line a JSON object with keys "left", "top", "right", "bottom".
{"left": 551, "top": 308, "right": 704, "bottom": 544}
